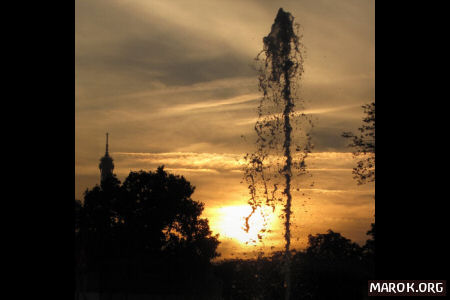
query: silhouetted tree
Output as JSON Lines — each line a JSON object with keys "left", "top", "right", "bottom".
{"left": 305, "top": 229, "right": 363, "bottom": 259}
{"left": 117, "top": 167, "right": 219, "bottom": 259}
{"left": 343, "top": 102, "right": 375, "bottom": 185}
{"left": 291, "top": 230, "right": 370, "bottom": 300}
{"left": 363, "top": 222, "right": 375, "bottom": 258}
{"left": 75, "top": 166, "right": 220, "bottom": 296}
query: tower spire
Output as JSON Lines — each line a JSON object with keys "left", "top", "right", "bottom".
{"left": 99, "top": 132, "right": 114, "bottom": 182}
{"left": 106, "top": 132, "right": 109, "bottom": 154}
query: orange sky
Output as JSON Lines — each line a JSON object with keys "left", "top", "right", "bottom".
{"left": 76, "top": 0, "right": 374, "bottom": 259}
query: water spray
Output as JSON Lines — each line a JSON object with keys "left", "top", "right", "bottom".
{"left": 243, "top": 8, "right": 312, "bottom": 300}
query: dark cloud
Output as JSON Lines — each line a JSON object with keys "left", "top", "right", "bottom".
{"left": 311, "top": 125, "right": 355, "bottom": 152}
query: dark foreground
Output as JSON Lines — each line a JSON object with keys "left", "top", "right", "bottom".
{"left": 76, "top": 169, "right": 374, "bottom": 300}
{"left": 76, "top": 229, "right": 374, "bottom": 300}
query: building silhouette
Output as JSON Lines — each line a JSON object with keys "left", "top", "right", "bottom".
{"left": 99, "top": 132, "right": 114, "bottom": 182}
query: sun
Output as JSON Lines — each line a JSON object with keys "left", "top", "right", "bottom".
{"left": 216, "top": 205, "right": 273, "bottom": 245}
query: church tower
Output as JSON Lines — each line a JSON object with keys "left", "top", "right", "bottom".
{"left": 99, "top": 133, "right": 114, "bottom": 182}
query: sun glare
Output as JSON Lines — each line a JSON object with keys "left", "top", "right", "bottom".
{"left": 217, "top": 205, "right": 273, "bottom": 245}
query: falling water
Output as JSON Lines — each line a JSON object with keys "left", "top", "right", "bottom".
{"left": 243, "top": 8, "right": 312, "bottom": 300}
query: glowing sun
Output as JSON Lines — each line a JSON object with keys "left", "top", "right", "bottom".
{"left": 216, "top": 205, "right": 273, "bottom": 245}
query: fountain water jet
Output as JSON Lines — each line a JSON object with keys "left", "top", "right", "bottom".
{"left": 242, "top": 8, "right": 313, "bottom": 300}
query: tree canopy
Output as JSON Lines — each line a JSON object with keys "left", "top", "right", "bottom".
{"left": 75, "top": 166, "right": 220, "bottom": 295}
{"left": 343, "top": 102, "right": 375, "bottom": 185}
{"left": 305, "top": 229, "right": 363, "bottom": 260}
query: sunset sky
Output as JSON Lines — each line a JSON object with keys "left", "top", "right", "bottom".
{"left": 75, "top": 0, "right": 374, "bottom": 259}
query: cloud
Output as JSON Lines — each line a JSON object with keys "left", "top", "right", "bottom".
{"left": 76, "top": 0, "right": 373, "bottom": 158}
{"left": 161, "top": 93, "right": 260, "bottom": 115}
{"left": 76, "top": 151, "right": 373, "bottom": 210}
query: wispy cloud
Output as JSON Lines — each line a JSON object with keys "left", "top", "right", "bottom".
{"left": 161, "top": 93, "right": 260, "bottom": 115}
{"left": 235, "top": 103, "right": 362, "bottom": 126}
